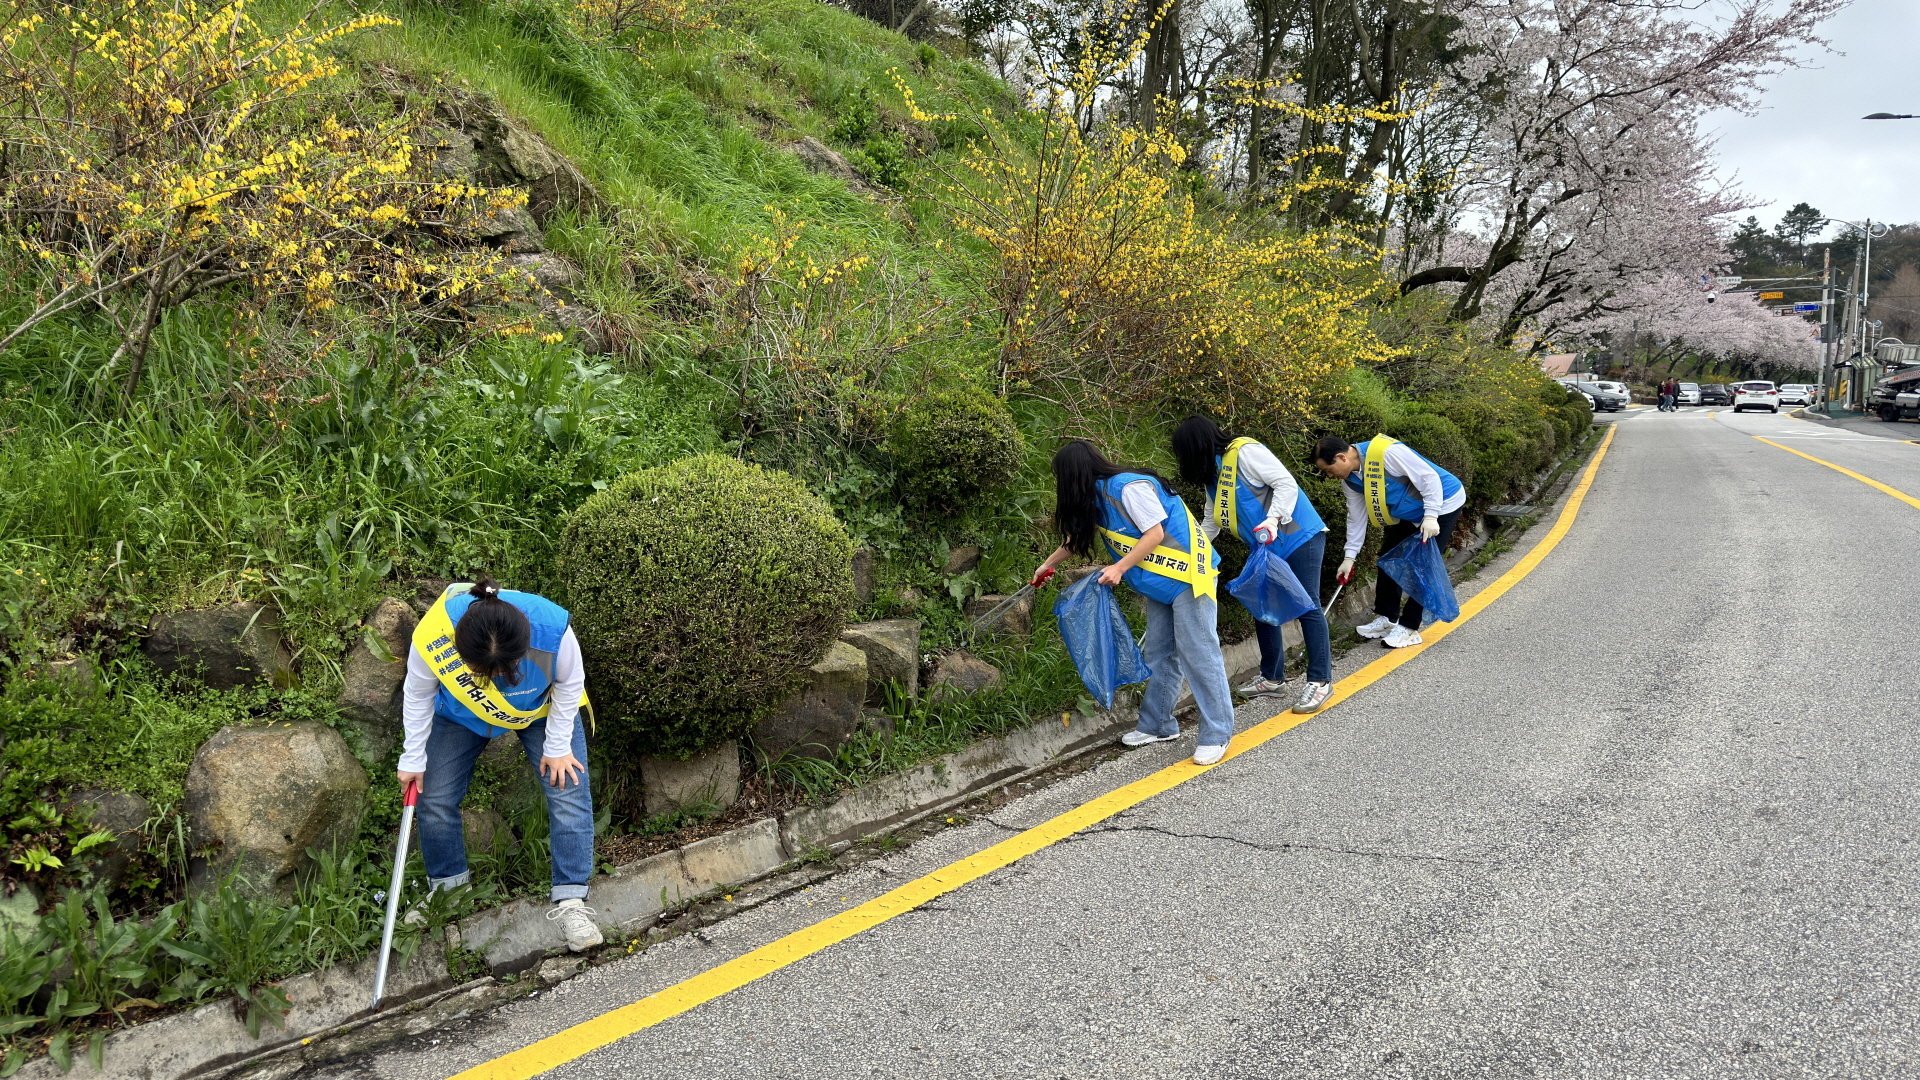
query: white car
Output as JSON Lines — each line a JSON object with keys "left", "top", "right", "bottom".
{"left": 1733, "top": 380, "right": 1780, "bottom": 412}
{"left": 1677, "top": 382, "right": 1702, "bottom": 405}
{"left": 1591, "top": 381, "right": 1635, "bottom": 403}
{"left": 1777, "top": 384, "right": 1814, "bottom": 406}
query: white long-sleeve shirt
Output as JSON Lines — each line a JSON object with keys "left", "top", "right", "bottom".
{"left": 400, "top": 627, "right": 585, "bottom": 771}
{"left": 1341, "top": 442, "right": 1468, "bottom": 558}
{"left": 1199, "top": 440, "right": 1325, "bottom": 542}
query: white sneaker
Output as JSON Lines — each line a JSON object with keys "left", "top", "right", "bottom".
{"left": 1237, "top": 676, "right": 1287, "bottom": 695}
{"left": 1383, "top": 624, "right": 1423, "bottom": 649}
{"left": 1120, "top": 729, "right": 1181, "bottom": 747}
{"left": 1292, "top": 682, "right": 1332, "bottom": 714}
{"left": 1192, "top": 744, "right": 1228, "bottom": 766}
{"left": 1355, "top": 615, "right": 1395, "bottom": 640}
{"left": 547, "top": 899, "right": 604, "bottom": 952}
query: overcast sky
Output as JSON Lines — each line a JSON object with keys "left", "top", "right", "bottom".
{"left": 1704, "top": 0, "right": 1920, "bottom": 235}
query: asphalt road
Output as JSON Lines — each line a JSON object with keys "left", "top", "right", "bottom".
{"left": 321, "top": 409, "right": 1920, "bottom": 1079}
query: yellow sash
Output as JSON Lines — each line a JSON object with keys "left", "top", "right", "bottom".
{"left": 411, "top": 585, "right": 592, "bottom": 733}
{"left": 1362, "top": 435, "right": 1401, "bottom": 529}
{"left": 1100, "top": 502, "right": 1218, "bottom": 601}
{"left": 1214, "top": 436, "right": 1258, "bottom": 541}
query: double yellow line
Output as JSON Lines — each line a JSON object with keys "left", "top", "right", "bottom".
{"left": 452, "top": 425, "right": 1621, "bottom": 1080}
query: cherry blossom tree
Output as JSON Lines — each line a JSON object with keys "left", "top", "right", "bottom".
{"left": 1395, "top": 0, "right": 1843, "bottom": 346}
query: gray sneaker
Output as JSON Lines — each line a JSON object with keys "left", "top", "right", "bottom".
{"left": 1120, "top": 729, "right": 1181, "bottom": 747}
{"left": 1237, "top": 676, "right": 1287, "bottom": 695}
{"left": 1291, "top": 681, "right": 1332, "bottom": 714}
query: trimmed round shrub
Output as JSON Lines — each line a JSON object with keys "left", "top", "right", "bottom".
{"left": 1387, "top": 412, "right": 1474, "bottom": 497}
{"left": 887, "top": 386, "right": 1025, "bottom": 515}
{"left": 557, "top": 455, "right": 855, "bottom": 759}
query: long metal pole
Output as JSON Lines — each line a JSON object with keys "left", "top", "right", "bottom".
{"left": 1821, "top": 247, "right": 1833, "bottom": 413}
{"left": 371, "top": 780, "right": 419, "bottom": 1012}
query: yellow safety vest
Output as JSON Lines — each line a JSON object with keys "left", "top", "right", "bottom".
{"left": 1214, "top": 436, "right": 1259, "bottom": 541}
{"left": 410, "top": 587, "right": 593, "bottom": 732}
{"left": 1099, "top": 501, "right": 1218, "bottom": 601}
{"left": 1362, "top": 434, "right": 1401, "bottom": 529}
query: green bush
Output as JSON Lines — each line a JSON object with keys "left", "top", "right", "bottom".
{"left": 887, "top": 387, "right": 1025, "bottom": 516}
{"left": 558, "top": 455, "right": 855, "bottom": 759}
{"left": 1387, "top": 412, "right": 1474, "bottom": 498}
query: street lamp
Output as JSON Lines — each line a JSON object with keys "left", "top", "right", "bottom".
{"left": 1863, "top": 113, "right": 1917, "bottom": 120}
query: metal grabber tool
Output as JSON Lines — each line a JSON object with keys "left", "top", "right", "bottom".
{"left": 969, "top": 567, "right": 1056, "bottom": 638}
{"left": 370, "top": 778, "right": 419, "bottom": 1012}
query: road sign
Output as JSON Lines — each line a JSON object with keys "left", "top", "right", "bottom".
{"left": 1759, "top": 291, "right": 1784, "bottom": 300}
{"left": 1793, "top": 302, "right": 1821, "bottom": 313}
{"left": 1716, "top": 276, "right": 1742, "bottom": 289}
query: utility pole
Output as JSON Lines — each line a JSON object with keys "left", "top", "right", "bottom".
{"left": 1821, "top": 247, "right": 1833, "bottom": 413}
{"left": 1846, "top": 230, "right": 1866, "bottom": 409}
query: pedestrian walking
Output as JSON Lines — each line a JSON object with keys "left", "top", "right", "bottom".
{"left": 1310, "top": 434, "right": 1466, "bottom": 649}
{"left": 1035, "top": 440, "right": 1237, "bottom": 766}
{"left": 1171, "top": 416, "right": 1335, "bottom": 715}
{"left": 1660, "top": 378, "right": 1678, "bottom": 411}
{"left": 400, "top": 577, "right": 603, "bottom": 952}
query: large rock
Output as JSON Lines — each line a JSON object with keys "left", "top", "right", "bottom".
{"left": 851, "top": 548, "right": 876, "bottom": 610}
{"left": 751, "top": 642, "right": 868, "bottom": 762}
{"left": 68, "top": 789, "right": 150, "bottom": 892}
{"left": 790, "top": 136, "right": 859, "bottom": 183}
{"left": 927, "top": 650, "right": 1002, "bottom": 700}
{"left": 186, "top": 723, "right": 369, "bottom": 897}
{"left": 336, "top": 598, "right": 417, "bottom": 761}
{"left": 839, "top": 619, "right": 921, "bottom": 706}
{"left": 144, "top": 602, "right": 293, "bottom": 690}
{"left": 964, "top": 593, "right": 1033, "bottom": 637}
{"left": 476, "top": 731, "right": 541, "bottom": 817}
{"left": 639, "top": 742, "right": 741, "bottom": 818}
{"left": 943, "top": 545, "right": 982, "bottom": 575}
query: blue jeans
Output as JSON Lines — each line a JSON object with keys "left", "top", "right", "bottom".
{"left": 418, "top": 714, "right": 594, "bottom": 902}
{"left": 1137, "top": 591, "right": 1236, "bottom": 748}
{"left": 1250, "top": 532, "right": 1333, "bottom": 684}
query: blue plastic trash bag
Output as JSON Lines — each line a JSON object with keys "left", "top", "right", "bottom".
{"left": 1052, "top": 574, "right": 1151, "bottom": 709}
{"left": 1226, "top": 543, "right": 1316, "bottom": 627}
{"left": 1376, "top": 534, "right": 1461, "bottom": 623}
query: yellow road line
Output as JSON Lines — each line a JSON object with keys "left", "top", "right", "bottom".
{"left": 450, "top": 425, "right": 1621, "bottom": 1080}
{"left": 1751, "top": 436, "right": 1920, "bottom": 511}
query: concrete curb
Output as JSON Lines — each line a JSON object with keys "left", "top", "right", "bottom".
{"left": 20, "top": 942, "right": 452, "bottom": 1080}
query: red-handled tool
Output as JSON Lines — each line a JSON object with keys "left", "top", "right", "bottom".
{"left": 370, "top": 778, "right": 419, "bottom": 1012}
{"left": 967, "top": 568, "right": 1057, "bottom": 639}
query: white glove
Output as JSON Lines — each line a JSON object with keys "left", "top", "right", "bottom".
{"left": 1336, "top": 557, "right": 1355, "bottom": 584}
{"left": 1420, "top": 515, "right": 1439, "bottom": 542}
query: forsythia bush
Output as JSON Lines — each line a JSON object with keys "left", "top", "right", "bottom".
{"left": 0, "top": 0, "right": 529, "bottom": 397}
{"left": 899, "top": 58, "right": 1390, "bottom": 431}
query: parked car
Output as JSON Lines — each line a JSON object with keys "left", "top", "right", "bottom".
{"left": 1677, "top": 382, "right": 1702, "bottom": 405}
{"left": 1571, "top": 383, "right": 1628, "bottom": 412}
{"left": 1732, "top": 380, "right": 1780, "bottom": 413}
{"left": 1700, "top": 384, "right": 1732, "bottom": 405}
{"left": 1777, "top": 384, "right": 1814, "bottom": 406}
{"left": 1591, "top": 380, "right": 1634, "bottom": 403}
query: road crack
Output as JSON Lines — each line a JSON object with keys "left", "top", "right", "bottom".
{"left": 1076, "top": 821, "right": 1484, "bottom": 864}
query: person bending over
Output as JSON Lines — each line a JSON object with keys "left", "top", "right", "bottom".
{"left": 399, "top": 577, "right": 603, "bottom": 952}
{"left": 1034, "top": 440, "right": 1237, "bottom": 766}
{"left": 1310, "top": 435, "right": 1465, "bottom": 649}
{"left": 1171, "top": 416, "right": 1334, "bottom": 715}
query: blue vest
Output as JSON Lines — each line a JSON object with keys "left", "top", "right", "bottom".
{"left": 1344, "top": 439, "right": 1463, "bottom": 524}
{"left": 1214, "top": 448, "right": 1326, "bottom": 559}
{"left": 435, "top": 589, "right": 573, "bottom": 739}
{"left": 1098, "top": 473, "right": 1219, "bottom": 605}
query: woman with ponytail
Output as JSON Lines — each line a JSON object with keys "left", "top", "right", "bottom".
{"left": 1172, "top": 416, "right": 1334, "bottom": 715}
{"left": 398, "top": 576, "right": 603, "bottom": 952}
{"left": 1032, "top": 440, "right": 1238, "bottom": 766}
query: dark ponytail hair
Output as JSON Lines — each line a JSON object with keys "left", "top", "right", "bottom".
{"left": 1171, "top": 415, "right": 1234, "bottom": 488}
{"left": 455, "top": 576, "right": 530, "bottom": 685}
{"left": 1051, "top": 440, "right": 1171, "bottom": 557}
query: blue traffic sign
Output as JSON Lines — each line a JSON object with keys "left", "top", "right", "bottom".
{"left": 1792, "top": 302, "right": 1821, "bottom": 313}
